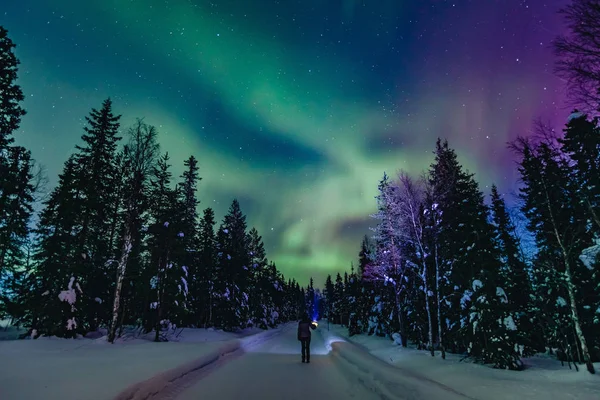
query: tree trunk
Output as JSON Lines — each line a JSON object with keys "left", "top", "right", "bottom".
{"left": 393, "top": 286, "right": 407, "bottom": 347}
{"left": 540, "top": 178, "right": 595, "bottom": 374}
{"left": 423, "top": 265, "right": 435, "bottom": 356}
{"left": 564, "top": 256, "right": 595, "bottom": 373}
{"left": 108, "top": 225, "right": 133, "bottom": 343}
{"left": 434, "top": 243, "right": 446, "bottom": 359}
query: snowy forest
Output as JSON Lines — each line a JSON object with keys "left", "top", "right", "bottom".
{"left": 0, "top": 26, "right": 318, "bottom": 344}
{"left": 317, "top": 1, "right": 600, "bottom": 375}
{"left": 1, "top": 0, "right": 600, "bottom": 379}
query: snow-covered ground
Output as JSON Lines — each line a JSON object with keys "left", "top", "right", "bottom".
{"left": 177, "top": 323, "right": 469, "bottom": 400}
{"left": 177, "top": 324, "right": 383, "bottom": 400}
{"left": 0, "top": 319, "right": 26, "bottom": 341}
{"left": 3, "top": 319, "right": 598, "bottom": 400}
{"left": 321, "top": 323, "right": 600, "bottom": 400}
{"left": 0, "top": 322, "right": 266, "bottom": 400}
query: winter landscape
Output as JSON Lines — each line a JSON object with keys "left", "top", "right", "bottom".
{"left": 1, "top": 0, "right": 600, "bottom": 399}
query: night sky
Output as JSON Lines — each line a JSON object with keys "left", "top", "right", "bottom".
{"left": 2, "top": 0, "right": 570, "bottom": 285}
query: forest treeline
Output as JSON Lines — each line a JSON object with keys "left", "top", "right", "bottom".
{"left": 0, "top": 26, "right": 317, "bottom": 343}
{"left": 318, "top": 0, "right": 600, "bottom": 374}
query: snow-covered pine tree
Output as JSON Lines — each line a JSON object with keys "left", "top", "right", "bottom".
{"left": 333, "top": 273, "right": 344, "bottom": 325}
{"left": 177, "top": 155, "right": 201, "bottom": 327}
{"left": 490, "top": 184, "right": 535, "bottom": 356}
{"left": 306, "top": 277, "right": 316, "bottom": 320}
{"left": 353, "top": 236, "right": 376, "bottom": 335}
{"left": 247, "top": 227, "right": 269, "bottom": 328}
{"left": 429, "top": 139, "right": 521, "bottom": 368}
{"left": 214, "top": 199, "right": 251, "bottom": 331}
{"left": 346, "top": 265, "right": 362, "bottom": 335}
{"left": 197, "top": 207, "right": 217, "bottom": 327}
{"left": 69, "top": 99, "right": 122, "bottom": 331}
{"left": 517, "top": 137, "right": 596, "bottom": 373}
{"left": 147, "top": 153, "right": 188, "bottom": 341}
{"left": 558, "top": 113, "right": 600, "bottom": 362}
{"left": 27, "top": 156, "right": 86, "bottom": 337}
{"left": 324, "top": 274, "right": 334, "bottom": 323}
{"left": 264, "top": 261, "right": 285, "bottom": 326}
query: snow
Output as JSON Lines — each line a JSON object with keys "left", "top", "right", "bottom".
{"left": 322, "top": 323, "right": 600, "bottom": 400}
{"left": 58, "top": 276, "right": 78, "bottom": 305}
{"left": 568, "top": 111, "right": 584, "bottom": 122}
{"left": 472, "top": 279, "right": 483, "bottom": 291}
{"left": 496, "top": 286, "right": 508, "bottom": 303}
{"left": 579, "top": 239, "right": 600, "bottom": 270}
{"left": 3, "top": 320, "right": 597, "bottom": 400}
{"left": 556, "top": 296, "right": 568, "bottom": 307}
{"left": 503, "top": 315, "right": 517, "bottom": 331}
{"left": 0, "top": 325, "right": 269, "bottom": 400}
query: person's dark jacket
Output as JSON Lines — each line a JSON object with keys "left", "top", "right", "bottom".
{"left": 297, "top": 317, "right": 317, "bottom": 341}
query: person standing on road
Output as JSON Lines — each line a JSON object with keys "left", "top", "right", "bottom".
{"left": 297, "top": 312, "right": 317, "bottom": 363}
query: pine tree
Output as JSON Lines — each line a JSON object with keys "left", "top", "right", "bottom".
{"left": 324, "top": 274, "right": 334, "bottom": 322}
{"left": 333, "top": 273, "right": 344, "bottom": 324}
{"left": 490, "top": 184, "right": 534, "bottom": 355}
{"left": 247, "top": 227, "right": 269, "bottom": 328}
{"left": 147, "top": 153, "right": 188, "bottom": 341}
{"left": 517, "top": 138, "right": 596, "bottom": 373}
{"left": 67, "top": 99, "right": 122, "bottom": 331}
{"left": 0, "top": 147, "right": 34, "bottom": 274}
{"left": 0, "top": 26, "right": 26, "bottom": 149}
{"left": 28, "top": 157, "right": 85, "bottom": 337}
{"left": 306, "top": 277, "right": 316, "bottom": 320}
{"left": 177, "top": 155, "right": 201, "bottom": 327}
{"left": 214, "top": 199, "right": 250, "bottom": 331}
{"left": 198, "top": 207, "right": 217, "bottom": 327}
{"left": 0, "top": 26, "right": 33, "bottom": 297}
{"left": 429, "top": 139, "right": 521, "bottom": 368}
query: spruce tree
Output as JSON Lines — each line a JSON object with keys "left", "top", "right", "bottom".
{"left": 333, "top": 273, "right": 344, "bottom": 324}
{"left": 429, "top": 139, "right": 521, "bottom": 368}
{"left": 517, "top": 139, "right": 596, "bottom": 373}
{"left": 0, "top": 26, "right": 26, "bottom": 149}
{"left": 0, "top": 26, "right": 33, "bottom": 298}
{"left": 198, "top": 207, "right": 217, "bottom": 327}
{"left": 490, "top": 184, "right": 534, "bottom": 355}
{"left": 177, "top": 155, "right": 201, "bottom": 326}
{"left": 29, "top": 157, "right": 85, "bottom": 337}
{"left": 69, "top": 99, "right": 122, "bottom": 331}
{"left": 247, "top": 227, "right": 269, "bottom": 328}
{"left": 324, "top": 274, "right": 334, "bottom": 322}
{"left": 147, "top": 153, "right": 187, "bottom": 341}
{"left": 214, "top": 199, "right": 250, "bottom": 330}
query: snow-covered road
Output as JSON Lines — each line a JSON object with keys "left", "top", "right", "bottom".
{"left": 177, "top": 325, "right": 472, "bottom": 400}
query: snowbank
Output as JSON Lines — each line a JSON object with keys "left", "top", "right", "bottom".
{"left": 0, "top": 319, "right": 26, "bottom": 341}
{"left": 0, "top": 326, "right": 278, "bottom": 400}
{"left": 321, "top": 329, "right": 470, "bottom": 400}
{"left": 323, "top": 324, "right": 600, "bottom": 400}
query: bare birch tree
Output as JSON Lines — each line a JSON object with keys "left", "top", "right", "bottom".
{"left": 108, "top": 119, "right": 159, "bottom": 343}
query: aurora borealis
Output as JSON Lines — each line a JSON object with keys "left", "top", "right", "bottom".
{"left": 2, "top": 0, "right": 570, "bottom": 285}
